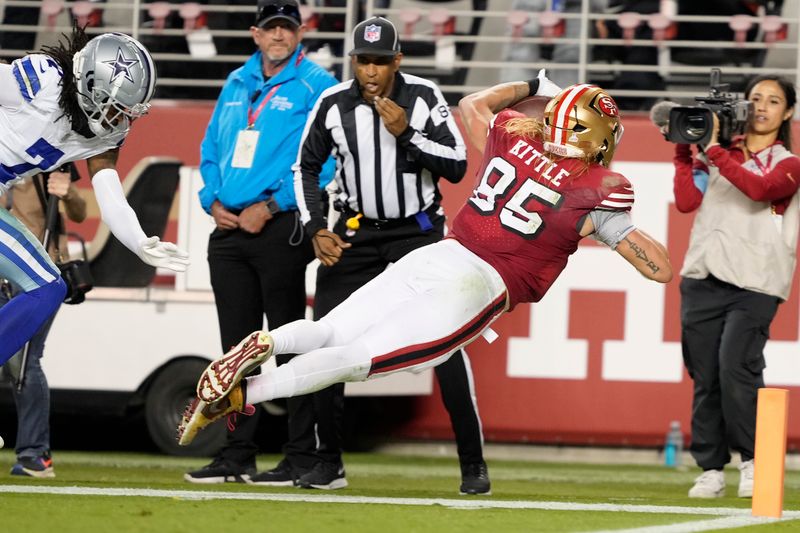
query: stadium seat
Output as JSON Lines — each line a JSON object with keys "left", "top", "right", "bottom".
{"left": 179, "top": 2, "right": 203, "bottom": 31}
{"left": 86, "top": 157, "right": 182, "bottom": 287}
{"left": 399, "top": 8, "right": 422, "bottom": 37}
{"left": 729, "top": 14, "right": 753, "bottom": 47}
{"left": 41, "top": 0, "right": 64, "bottom": 29}
{"left": 71, "top": 1, "right": 93, "bottom": 28}
{"left": 148, "top": 2, "right": 172, "bottom": 33}
{"left": 506, "top": 10, "right": 529, "bottom": 41}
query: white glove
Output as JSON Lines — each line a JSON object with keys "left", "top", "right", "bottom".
{"left": 536, "top": 69, "right": 562, "bottom": 98}
{"left": 137, "top": 236, "right": 190, "bottom": 272}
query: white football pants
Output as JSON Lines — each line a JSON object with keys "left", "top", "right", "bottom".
{"left": 245, "top": 239, "right": 508, "bottom": 403}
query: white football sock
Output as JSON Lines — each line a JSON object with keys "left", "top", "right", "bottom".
{"left": 271, "top": 319, "right": 334, "bottom": 355}
{"left": 246, "top": 342, "right": 371, "bottom": 402}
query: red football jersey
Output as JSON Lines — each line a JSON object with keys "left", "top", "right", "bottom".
{"left": 451, "top": 110, "right": 634, "bottom": 309}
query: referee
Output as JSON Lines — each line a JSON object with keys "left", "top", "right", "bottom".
{"left": 293, "top": 16, "right": 490, "bottom": 494}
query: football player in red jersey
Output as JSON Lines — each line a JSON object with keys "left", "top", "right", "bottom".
{"left": 177, "top": 79, "right": 673, "bottom": 446}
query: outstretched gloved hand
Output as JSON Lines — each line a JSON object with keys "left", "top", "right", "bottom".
{"left": 137, "top": 236, "right": 190, "bottom": 272}
{"left": 536, "top": 69, "right": 562, "bottom": 98}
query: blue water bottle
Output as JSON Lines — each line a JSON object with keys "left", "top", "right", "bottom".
{"left": 664, "top": 420, "right": 683, "bottom": 467}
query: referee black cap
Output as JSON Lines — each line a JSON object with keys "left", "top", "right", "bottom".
{"left": 349, "top": 16, "right": 401, "bottom": 57}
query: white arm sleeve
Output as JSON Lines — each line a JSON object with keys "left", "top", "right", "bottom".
{"left": 0, "top": 63, "right": 25, "bottom": 107}
{"left": 589, "top": 209, "right": 635, "bottom": 250}
{"left": 91, "top": 168, "right": 147, "bottom": 256}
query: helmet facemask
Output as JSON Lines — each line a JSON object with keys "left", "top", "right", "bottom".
{"left": 79, "top": 86, "right": 150, "bottom": 139}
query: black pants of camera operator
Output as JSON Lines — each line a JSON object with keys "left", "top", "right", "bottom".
{"left": 206, "top": 211, "right": 313, "bottom": 472}
{"left": 680, "top": 276, "right": 779, "bottom": 471}
{"left": 282, "top": 209, "right": 487, "bottom": 476}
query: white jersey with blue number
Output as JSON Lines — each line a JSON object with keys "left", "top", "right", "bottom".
{"left": 0, "top": 53, "right": 121, "bottom": 195}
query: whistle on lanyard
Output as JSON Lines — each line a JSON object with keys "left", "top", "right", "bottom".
{"left": 346, "top": 213, "right": 363, "bottom": 231}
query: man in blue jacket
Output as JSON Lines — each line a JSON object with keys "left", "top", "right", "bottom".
{"left": 185, "top": 0, "right": 336, "bottom": 483}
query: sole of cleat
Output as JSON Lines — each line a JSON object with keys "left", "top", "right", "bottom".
{"left": 183, "top": 474, "right": 251, "bottom": 484}
{"left": 10, "top": 467, "right": 56, "bottom": 479}
{"left": 246, "top": 479, "right": 297, "bottom": 487}
{"left": 300, "top": 479, "right": 348, "bottom": 490}
{"left": 196, "top": 332, "right": 273, "bottom": 402}
{"left": 177, "top": 398, "right": 202, "bottom": 446}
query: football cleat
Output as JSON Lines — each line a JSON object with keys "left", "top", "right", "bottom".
{"left": 196, "top": 330, "right": 274, "bottom": 402}
{"left": 177, "top": 383, "right": 253, "bottom": 446}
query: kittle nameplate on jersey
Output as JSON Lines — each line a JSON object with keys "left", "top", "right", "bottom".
{"left": 508, "top": 139, "right": 570, "bottom": 187}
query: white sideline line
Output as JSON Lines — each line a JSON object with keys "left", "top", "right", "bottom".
{"left": 591, "top": 515, "right": 781, "bottom": 533}
{"left": 1, "top": 484, "right": 799, "bottom": 520}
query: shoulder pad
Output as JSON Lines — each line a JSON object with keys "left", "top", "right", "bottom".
{"left": 598, "top": 171, "right": 634, "bottom": 211}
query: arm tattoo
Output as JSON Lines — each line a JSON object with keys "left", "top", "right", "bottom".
{"left": 623, "top": 236, "right": 660, "bottom": 275}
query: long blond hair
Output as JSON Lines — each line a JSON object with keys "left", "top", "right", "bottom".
{"left": 501, "top": 117, "right": 597, "bottom": 171}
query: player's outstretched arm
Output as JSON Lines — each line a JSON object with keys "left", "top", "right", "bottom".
{"left": 459, "top": 81, "right": 529, "bottom": 154}
{"left": 615, "top": 229, "right": 672, "bottom": 283}
{"left": 88, "top": 150, "right": 190, "bottom": 272}
{"left": 459, "top": 70, "right": 561, "bottom": 154}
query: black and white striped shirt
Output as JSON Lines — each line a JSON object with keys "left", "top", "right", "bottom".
{"left": 293, "top": 72, "right": 468, "bottom": 236}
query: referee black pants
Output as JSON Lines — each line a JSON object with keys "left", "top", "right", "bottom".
{"left": 680, "top": 276, "right": 779, "bottom": 470}
{"left": 208, "top": 211, "right": 313, "bottom": 467}
{"left": 284, "top": 211, "right": 486, "bottom": 468}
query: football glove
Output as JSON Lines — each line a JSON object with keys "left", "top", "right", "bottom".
{"left": 536, "top": 69, "right": 562, "bottom": 98}
{"left": 137, "top": 236, "right": 190, "bottom": 272}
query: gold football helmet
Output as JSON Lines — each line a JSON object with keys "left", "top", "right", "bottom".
{"left": 542, "top": 84, "right": 623, "bottom": 167}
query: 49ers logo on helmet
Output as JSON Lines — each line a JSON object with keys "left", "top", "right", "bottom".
{"left": 597, "top": 95, "right": 619, "bottom": 117}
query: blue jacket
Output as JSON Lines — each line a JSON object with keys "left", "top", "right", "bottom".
{"left": 199, "top": 46, "right": 336, "bottom": 213}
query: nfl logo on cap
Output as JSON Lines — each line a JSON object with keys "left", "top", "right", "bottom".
{"left": 349, "top": 16, "right": 400, "bottom": 56}
{"left": 364, "top": 24, "right": 381, "bottom": 43}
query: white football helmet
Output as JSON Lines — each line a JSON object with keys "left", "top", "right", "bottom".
{"left": 72, "top": 33, "right": 157, "bottom": 140}
{"left": 542, "top": 84, "right": 623, "bottom": 167}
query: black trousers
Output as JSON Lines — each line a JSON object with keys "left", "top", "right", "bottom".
{"left": 680, "top": 276, "right": 779, "bottom": 470}
{"left": 208, "top": 211, "right": 313, "bottom": 466}
{"left": 283, "top": 210, "right": 486, "bottom": 467}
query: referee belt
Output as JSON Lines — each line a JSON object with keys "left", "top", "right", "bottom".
{"left": 342, "top": 204, "right": 440, "bottom": 230}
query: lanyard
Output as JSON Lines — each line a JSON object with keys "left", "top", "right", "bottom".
{"left": 750, "top": 145, "right": 774, "bottom": 176}
{"left": 247, "top": 84, "right": 281, "bottom": 129}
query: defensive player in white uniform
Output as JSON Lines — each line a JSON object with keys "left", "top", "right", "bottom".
{"left": 0, "top": 28, "right": 189, "bottom": 363}
{"left": 178, "top": 79, "right": 673, "bottom": 446}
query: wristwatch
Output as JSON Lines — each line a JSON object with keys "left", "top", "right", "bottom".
{"left": 264, "top": 197, "right": 280, "bottom": 215}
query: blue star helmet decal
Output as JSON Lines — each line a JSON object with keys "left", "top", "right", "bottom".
{"left": 102, "top": 47, "right": 140, "bottom": 83}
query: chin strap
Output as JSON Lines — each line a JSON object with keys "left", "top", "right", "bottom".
{"left": 543, "top": 140, "right": 584, "bottom": 159}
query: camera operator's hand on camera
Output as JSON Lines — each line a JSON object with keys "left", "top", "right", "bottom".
{"left": 47, "top": 170, "right": 71, "bottom": 198}
{"left": 705, "top": 114, "right": 721, "bottom": 150}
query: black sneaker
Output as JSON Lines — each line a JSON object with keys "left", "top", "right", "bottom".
{"left": 248, "top": 458, "right": 309, "bottom": 487}
{"left": 460, "top": 461, "right": 491, "bottom": 495}
{"left": 184, "top": 457, "right": 254, "bottom": 484}
{"left": 297, "top": 461, "right": 348, "bottom": 490}
{"left": 10, "top": 453, "right": 55, "bottom": 479}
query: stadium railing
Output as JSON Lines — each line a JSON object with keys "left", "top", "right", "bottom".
{"left": 0, "top": 0, "right": 796, "bottom": 106}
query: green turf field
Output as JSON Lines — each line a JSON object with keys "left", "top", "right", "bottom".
{"left": 1, "top": 450, "right": 798, "bottom": 532}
